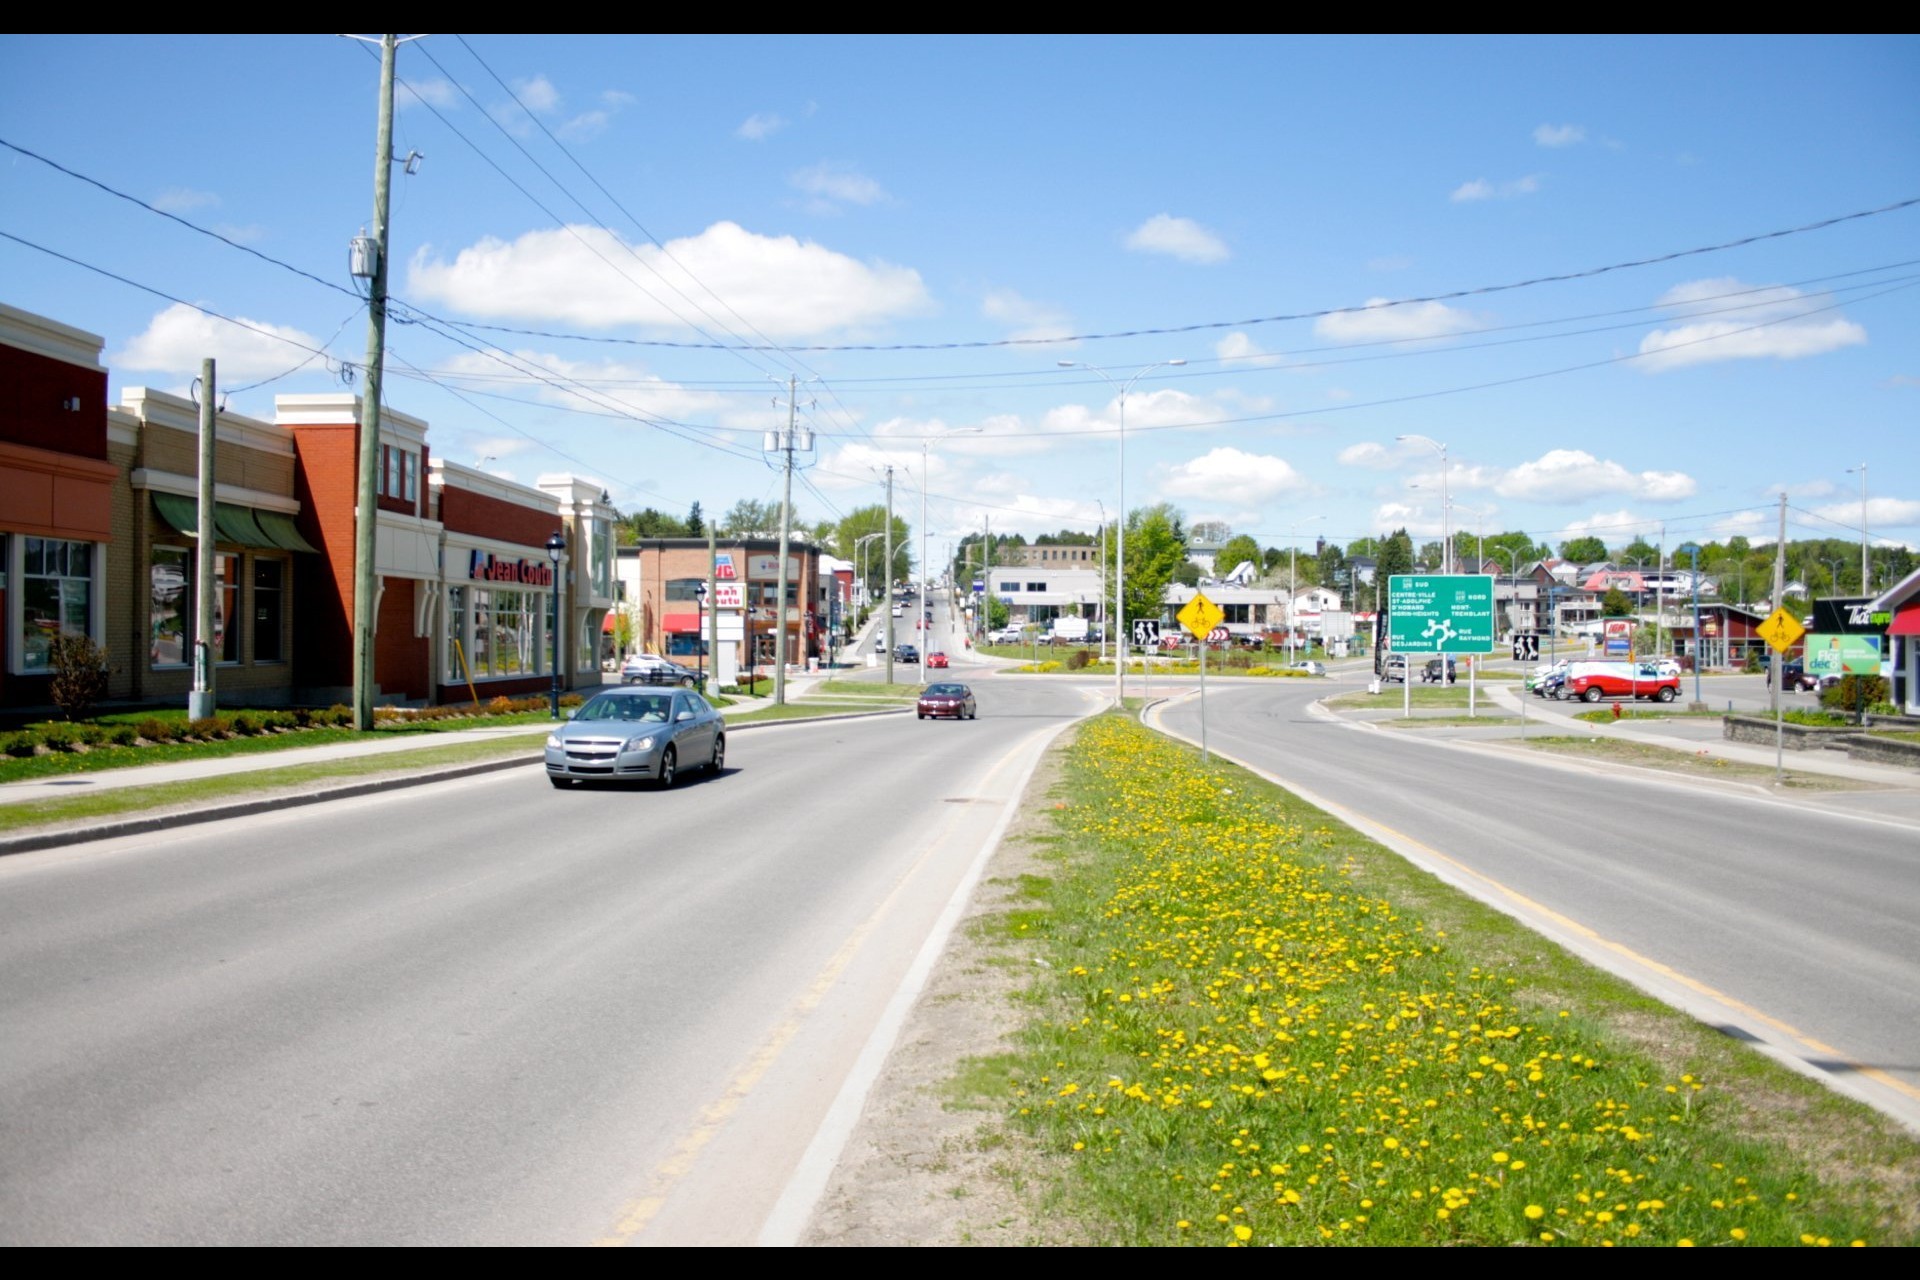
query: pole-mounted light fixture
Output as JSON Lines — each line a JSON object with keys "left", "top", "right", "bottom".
{"left": 546, "top": 530, "right": 567, "bottom": 720}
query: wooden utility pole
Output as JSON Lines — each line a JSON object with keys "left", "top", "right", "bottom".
{"left": 189, "top": 358, "right": 217, "bottom": 721}
{"left": 882, "top": 464, "right": 895, "bottom": 684}
{"left": 351, "top": 33, "right": 397, "bottom": 731}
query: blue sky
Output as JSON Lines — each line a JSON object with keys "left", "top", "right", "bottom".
{"left": 3, "top": 34, "right": 1916, "bottom": 566}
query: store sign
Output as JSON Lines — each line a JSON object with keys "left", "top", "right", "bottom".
{"left": 1811, "top": 597, "right": 1890, "bottom": 634}
{"left": 468, "top": 550, "right": 554, "bottom": 587}
{"left": 715, "top": 553, "right": 737, "bottom": 581}
{"left": 1805, "top": 633, "right": 1881, "bottom": 676}
{"left": 713, "top": 582, "right": 743, "bottom": 609}
{"left": 748, "top": 554, "right": 800, "bottom": 580}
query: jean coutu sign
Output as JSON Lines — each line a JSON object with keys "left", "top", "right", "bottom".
{"left": 469, "top": 550, "right": 555, "bottom": 587}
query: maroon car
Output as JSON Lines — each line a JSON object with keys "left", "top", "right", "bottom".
{"left": 917, "top": 682, "right": 977, "bottom": 720}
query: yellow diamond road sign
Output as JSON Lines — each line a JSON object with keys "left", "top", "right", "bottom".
{"left": 1177, "top": 592, "right": 1224, "bottom": 642}
{"left": 1757, "top": 607, "right": 1805, "bottom": 654}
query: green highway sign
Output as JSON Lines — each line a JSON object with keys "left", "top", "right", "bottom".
{"left": 1386, "top": 575, "right": 1497, "bottom": 654}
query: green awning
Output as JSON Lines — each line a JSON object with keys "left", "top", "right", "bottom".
{"left": 214, "top": 504, "right": 270, "bottom": 547}
{"left": 149, "top": 492, "right": 318, "bottom": 553}
{"left": 255, "top": 509, "right": 320, "bottom": 554}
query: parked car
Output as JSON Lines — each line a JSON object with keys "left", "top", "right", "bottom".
{"left": 620, "top": 653, "right": 703, "bottom": 688}
{"left": 1764, "top": 659, "right": 1819, "bottom": 692}
{"left": 927, "top": 651, "right": 949, "bottom": 669}
{"left": 1286, "top": 660, "right": 1328, "bottom": 677}
{"left": 1380, "top": 654, "right": 1410, "bottom": 683}
{"left": 917, "top": 682, "right": 977, "bottom": 720}
{"left": 894, "top": 643, "right": 920, "bottom": 663}
{"left": 545, "top": 688, "right": 725, "bottom": 789}
{"left": 1421, "top": 656, "right": 1457, "bottom": 684}
{"left": 986, "top": 626, "right": 1024, "bottom": 645}
{"left": 1565, "top": 660, "right": 1681, "bottom": 703}
{"left": 1528, "top": 660, "right": 1569, "bottom": 698}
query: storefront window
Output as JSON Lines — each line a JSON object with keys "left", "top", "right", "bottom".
{"left": 22, "top": 537, "right": 94, "bottom": 671}
{"left": 463, "top": 588, "right": 550, "bottom": 678}
{"left": 254, "top": 560, "right": 284, "bottom": 663}
{"left": 150, "top": 547, "right": 189, "bottom": 666}
{"left": 445, "top": 586, "right": 468, "bottom": 678}
{"left": 215, "top": 553, "right": 239, "bottom": 664}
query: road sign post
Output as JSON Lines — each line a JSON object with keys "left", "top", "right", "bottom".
{"left": 1176, "top": 592, "right": 1224, "bottom": 760}
{"left": 1387, "top": 575, "right": 1496, "bottom": 717}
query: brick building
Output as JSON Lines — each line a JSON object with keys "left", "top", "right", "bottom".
{"left": 616, "top": 537, "right": 825, "bottom": 687}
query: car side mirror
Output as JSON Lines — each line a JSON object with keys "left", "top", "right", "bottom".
{"left": 676, "top": 710, "right": 694, "bottom": 722}
{"left": 565, "top": 707, "right": 578, "bottom": 719}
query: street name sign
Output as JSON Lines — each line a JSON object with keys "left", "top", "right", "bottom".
{"left": 1385, "top": 575, "right": 1496, "bottom": 654}
{"left": 1176, "top": 592, "right": 1224, "bottom": 641}
{"left": 1758, "top": 607, "right": 1805, "bottom": 655}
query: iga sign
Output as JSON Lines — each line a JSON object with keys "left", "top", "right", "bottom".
{"left": 714, "top": 553, "right": 737, "bottom": 581}
{"left": 468, "top": 550, "right": 554, "bottom": 587}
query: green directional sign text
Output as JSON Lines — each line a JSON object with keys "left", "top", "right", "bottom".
{"left": 1386, "top": 575, "right": 1497, "bottom": 655}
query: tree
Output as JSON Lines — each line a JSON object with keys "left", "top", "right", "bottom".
{"left": 720, "top": 499, "right": 782, "bottom": 536}
{"left": 48, "top": 634, "right": 109, "bottom": 721}
{"left": 1375, "top": 527, "right": 1415, "bottom": 582}
{"left": 1317, "top": 543, "right": 1348, "bottom": 602}
{"left": 685, "top": 501, "right": 704, "bottom": 537}
{"left": 622, "top": 507, "right": 688, "bottom": 540}
{"left": 1601, "top": 586, "right": 1633, "bottom": 617}
{"left": 1560, "top": 535, "right": 1608, "bottom": 563}
{"left": 1114, "top": 503, "right": 1188, "bottom": 633}
{"left": 1418, "top": 541, "right": 1444, "bottom": 570}
{"left": 1619, "top": 538, "right": 1658, "bottom": 567}
{"left": 1214, "top": 534, "right": 1263, "bottom": 578}
{"left": 1190, "top": 519, "right": 1231, "bottom": 545}
{"left": 1172, "top": 561, "right": 1203, "bottom": 587}
{"left": 835, "top": 504, "right": 911, "bottom": 585}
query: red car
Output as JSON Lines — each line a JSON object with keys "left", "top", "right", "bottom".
{"left": 917, "top": 682, "right": 977, "bottom": 720}
{"left": 927, "top": 651, "right": 949, "bottom": 669}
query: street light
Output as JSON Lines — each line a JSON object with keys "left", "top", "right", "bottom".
{"left": 1288, "top": 516, "right": 1325, "bottom": 666}
{"left": 1846, "top": 463, "right": 1869, "bottom": 593}
{"left": 1679, "top": 542, "right": 1703, "bottom": 703}
{"left": 854, "top": 531, "right": 883, "bottom": 610}
{"left": 922, "top": 428, "right": 982, "bottom": 683}
{"left": 545, "top": 529, "right": 566, "bottom": 720}
{"left": 693, "top": 581, "right": 708, "bottom": 689}
{"left": 1060, "top": 358, "right": 1187, "bottom": 708}
{"left": 1396, "top": 434, "right": 1450, "bottom": 573}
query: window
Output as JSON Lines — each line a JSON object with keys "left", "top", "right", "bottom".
{"left": 457, "top": 587, "right": 550, "bottom": 679}
{"left": 22, "top": 537, "right": 94, "bottom": 670}
{"left": 996, "top": 580, "right": 1019, "bottom": 595}
{"left": 445, "top": 586, "right": 468, "bottom": 676}
{"left": 1026, "top": 582, "right": 1046, "bottom": 593}
{"left": 214, "top": 553, "right": 239, "bottom": 664}
{"left": 591, "top": 516, "right": 612, "bottom": 597}
{"left": 381, "top": 445, "right": 419, "bottom": 502}
{"left": 254, "top": 560, "right": 284, "bottom": 662}
{"left": 150, "top": 547, "right": 189, "bottom": 666}
{"left": 665, "top": 577, "right": 705, "bottom": 602}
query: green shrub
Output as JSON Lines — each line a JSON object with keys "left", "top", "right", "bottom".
{"left": 188, "top": 715, "right": 233, "bottom": 739}
{"left": 135, "top": 718, "right": 177, "bottom": 743}
{"left": 1064, "top": 647, "right": 1092, "bottom": 671}
{"left": 1819, "top": 674, "right": 1888, "bottom": 712}
{"left": 106, "top": 725, "right": 139, "bottom": 747}
{"left": 2, "top": 732, "right": 39, "bottom": 757}
{"left": 47, "top": 633, "right": 111, "bottom": 721}
{"left": 40, "top": 723, "right": 81, "bottom": 752}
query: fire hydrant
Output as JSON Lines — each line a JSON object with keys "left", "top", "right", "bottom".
{"left": 1611, "top": 702, "right": 1623, "bottom": 721}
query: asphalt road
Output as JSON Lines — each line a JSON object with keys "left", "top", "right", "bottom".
{"left": 1152, "top": 674, "right": 1920, "bottom": 1129}
{"left": 0, "top": 668, "right": 1098, "bottom": 1245}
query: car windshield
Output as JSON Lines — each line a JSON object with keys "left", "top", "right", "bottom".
{"left": 925, "top": 684, "right": 966, "bottom": 697}
{"left": 577, "top": 694, "right": 671, "bottom": 723}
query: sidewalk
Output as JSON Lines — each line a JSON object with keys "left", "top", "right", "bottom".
{"left": 1479, "top": 682, "right": 1920, "bottom": 788}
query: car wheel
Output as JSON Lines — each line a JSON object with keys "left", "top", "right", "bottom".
{"left": 710, "top": 735, "right": 725, "bottom": 773}
{"left": 679, "top": 676, "right": 695, "bottom": 688}
{"left": 549, "top": 776, "right": 570, "bottom": 789}
{"left": 657, "top": 747, "right": 677, "bottom": 789}
{"left": 1582, "top": 687, "right": 1603, "bottom": 703}
{"left": 1656, "top": 687, "right": 1676, "bottom": 703}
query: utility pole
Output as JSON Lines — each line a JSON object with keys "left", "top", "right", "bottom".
{"left": 1847, "top": 463, "right": 1870, "bottom": 593}
{"left": 772, "top": 376, "right": 799, "bottom": 706}
{"left": 1772, "top": 493, "right": 1788, "bottom": 784}
{"left": 707, "top": 523, "right": 719, "bottom": 687}
{"left": 350, "top": 32, "right": 398, "bottom": 732}
{"left": 882, "top": 465, "right": 896, "bottom": 683}
{"left": 190, "top": 358, "right": 217, "bottom": 721}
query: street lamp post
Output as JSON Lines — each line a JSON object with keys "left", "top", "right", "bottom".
{"left": 546, "top": 530, "right": 567, "bottom": 720}
{"left": 1396, "top": 434, "right": 1450, "bottom": 573}
{"left": 1680, "top": 543, "right": 1704, "bottom": 704}
{"left": 1060, "top": 358, "right": 1187, "bottom": 708}
{"left": 694, "top": 581, "right": 708, "bottom": 689}
{"left": 922, "top": 428, "right": 981, "bottom": 683}
{"left": 1288, "top": 516, "right": 1325, "bottom": 665}
{"left": 1846, "top": 463, "right": 1869, "bottom": 593}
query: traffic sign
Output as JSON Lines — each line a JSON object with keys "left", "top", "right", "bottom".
{"left": 1207, "top": 626, "right": 1230, "bottom": 644}
{"left": 1176, "top": 592, "right": 1225, "bottom": 642}
{"left": 1132, "top": 618, "right": 1160, "bottom": 647}
{"left": 1385, "top": 576, "right": 1496, "bottom": 654}
{"left": 1511, "top": 632, "right": 1540, "bottom": 662}
{"left": 1758, "top": 607, "right": 1805, "bottom": 655}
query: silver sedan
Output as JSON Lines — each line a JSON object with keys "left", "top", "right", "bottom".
{"left": 545, "top": 688, "right": 726, "bottom": 789}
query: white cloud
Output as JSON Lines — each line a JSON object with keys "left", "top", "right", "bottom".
{"left": 433, "top": 349, "right": 731, "bottom": 424}
{"left": 114, "top": 303, "right": 324, "bottom": 380}
{"left": 560, "top": 110, "right": 611, "bottom": 140}
{"left": 1556, "top": 510, "right": 1657, "bottom": 548}
{"left": 1450, "top": 175, "right": 1541, "bottom": 202}
{"left": 396, "top": 78, "right": 458, "bottom": 111}
{"left": 1494, "top": 449, "right": 1696, "bottom": 503}
{"left": 1214, "top": 331, "right": 1279, "bottom": 367}
{"left": 982, "top": 289, "right": 1073, "bottom": 343}
{"left": 1638, "top": 277, "right": 1867, "bottom": 371}
{"left": 152, "top": 187, "right": 218, "bottom": 214}
{"left": 790, "top": 162, "right": 887, "bottom": 213}
{"left": 737, "top": 111, "right": 787, "bottom": 141}
{"left": 407, "top": 221, "right": 930, "bottom": 338}
{"left": 1812, "top": 496, "right": 1920, "bottom": 529}
{"left": 213, "top": 223, "right": 266, "bottom": 245}
{"left": 1125, "top": 214, "right": 1229, "bottom": 265}
{"left": 1534, "top": 123, "right": 1586, "bottom": 147}
{"left": 1314, "top": 298, "right": 1478, "bottom": 343}
{"left": 1337, "top": 441, "right": 1404, "bottom": 469}
{"left": 1371, "top": 502, "right": 1444, "bottom": 540}
{"left": 515, "top": 75, "right": 561, "bottom": 114}
{"left": 1160, "top": 447, "right": 1306, "bottom": 506}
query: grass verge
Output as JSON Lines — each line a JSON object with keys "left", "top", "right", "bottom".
{"left": 0, "top": 733, "right": 548, "bottom": 836}
{"left": 1375, "top": 713, "right": 1519, "bottom": 727}
{"left": 961, "top": 714, "right": 1914, "bottom": 1246}
{"left": 815, "top": 679, "right": 926, "bottom": 699}
{"left": 1508, "top": 735, "right": 1881, "bottom": 790}
{"left": 1327, "top": 685, "right": 1485, "bottom": 710}
{"left": 1571, "top": 708, "right": 1726, "bottom": 723}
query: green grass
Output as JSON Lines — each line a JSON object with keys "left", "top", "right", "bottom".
{"left": 1375, "top": 712, "right": 1519, "bottom": 726}
{"left": 815, "top": 679, "right": 926, "bottom": 699}
{"left": 0, "top": 732, "right": 549, "bottom": 836}
{"left": 955, "top": 714, "right": 1916, "bottom": 1246}
{"left": 1571, "top": 708, "right": 1726, "bottom": 723}
{"left": 1327, "top": 684, "right": 1483, "bottom": 709}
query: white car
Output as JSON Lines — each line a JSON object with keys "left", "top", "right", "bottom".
{"left": 986, "top": 626, "right": 1025, "bottom": 645}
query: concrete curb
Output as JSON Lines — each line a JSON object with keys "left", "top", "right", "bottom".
{"left": 0, "top": 706, "right": 910, "bottom": 858}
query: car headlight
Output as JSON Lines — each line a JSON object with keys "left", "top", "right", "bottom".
{"left": 627, "top": 735, "right": 655, "bottom": 751}
{"left": 546, "top": 733, "right": 563, "bottom": 748}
